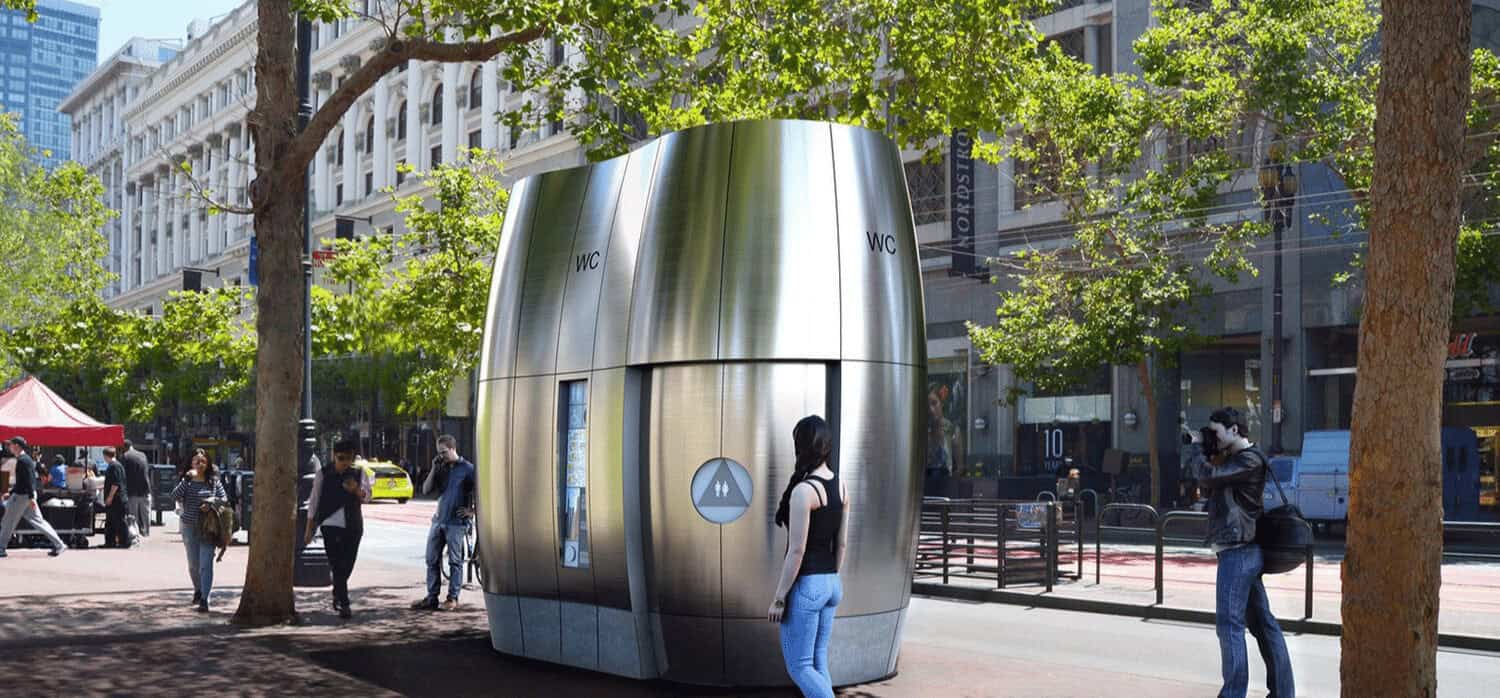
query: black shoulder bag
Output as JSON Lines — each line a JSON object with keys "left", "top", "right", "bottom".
{"left": 1255, "top": 452, "right": 1313, "bottom": 574}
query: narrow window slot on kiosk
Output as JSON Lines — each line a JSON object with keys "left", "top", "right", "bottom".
{"left": 559, "top": 380, "right": 590, "bottom": 568}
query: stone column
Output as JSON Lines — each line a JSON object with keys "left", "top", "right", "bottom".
{"left": 189, "top": 152, "right": 204, "bottom": 262}
{"left": 175, "top": 166, "right": 189, "bottom": 268}
{"left": 481, "top": 59, "right": 499, "bottom": 150}
{"left": 405, "top": 62, "right": 423, "bottom": 169}
{"left": 227, "top": 131, "right": 243, "bottom": 241}
{"left": 341, "top": 109, "right": 358, "bottom": 203}
{"left": 139, "top": 178, "right": 153, "bottom": 283}
{"left": 373, "top": 76, "right": 390, "bottom": 190}
{"left": 314, "top": 87, "right": 332, "bottom": 210}
{"left": 156, "top": 172, "right": 170, "bottom": 278}
{"left": 442, "top": 62, "right": 460, "bottom": 164}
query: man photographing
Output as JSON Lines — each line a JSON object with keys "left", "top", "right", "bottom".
{"left": 1196, "top": 407, "right": 1294, "bottom": 698}
{"left": 411, "top": 434, "right": 475, "bottom": 611}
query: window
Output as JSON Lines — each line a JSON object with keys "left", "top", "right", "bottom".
{"left": 336, "top": 135, "right": 344, "bottom": 166}
{"left": 364, "top": 115, "right": 374, "bottom": 153}
{"left": 397, "top": 101, "right": 406, "bottom": 139}
{"left": 468, "top": 129, "right": 481, "bottom": 150}
{"left": 469, "top": 70, "right": 482, "bottom": 109}
{"left": 364, "top": 171, "right": 372, "bottom": 196}
{"left": 558, "top": 380, "right": 590, "bottom": 568}
{"left": 430, "top": 144, "right": 441, "bottom": 168}
{"left": 335, "top": 184, "right": 343, "bottom": 206}
{"left": 904, "top": 157, "right": 947, "bottom": 225}
{"left": 431, "top": 85, "right": 443, "bottom": 125}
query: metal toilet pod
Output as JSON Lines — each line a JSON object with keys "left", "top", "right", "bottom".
{"left": 477, "top": 119, "right": 926, "bottom": 687}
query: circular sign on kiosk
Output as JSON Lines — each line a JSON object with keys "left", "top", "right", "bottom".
{"left": 691, "top": 458, "right": 753, "bottom": 524}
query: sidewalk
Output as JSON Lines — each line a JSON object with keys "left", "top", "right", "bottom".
{"left": 916, "top": 542, "right": 1500, "bottom": 640}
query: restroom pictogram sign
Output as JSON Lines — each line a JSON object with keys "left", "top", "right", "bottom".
{"left": 691, "top": 458, "right": 753, "bottom": 524}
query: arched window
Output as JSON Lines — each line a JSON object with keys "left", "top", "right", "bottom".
{"left": 364, "top": 115, "right": 374, "bottom": 153}
{"left": 431, "top": 85, "right": 443, "bottom": 125}
{"left": 469, "top": 70, "right": 482, "bottom": 110}
{"left": 397, "top": 100, "right": 407, "bottom": 140}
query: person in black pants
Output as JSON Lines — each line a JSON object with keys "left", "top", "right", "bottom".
{"left": 304, "top": 439, "right": 371, "bottom": 619}
{"left": 102, "top": 449, "right": 132, "bottom": 548}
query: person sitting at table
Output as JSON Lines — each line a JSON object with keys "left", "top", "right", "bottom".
{"left": 49, "top": 456, "right": 67, "bottom": 490}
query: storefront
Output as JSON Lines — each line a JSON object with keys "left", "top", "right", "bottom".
{"left": 1305, "top": 326, "right": 1500, "bottom": 520}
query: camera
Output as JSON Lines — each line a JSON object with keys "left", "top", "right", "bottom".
{"left": 1198, "top": 426, "right": 1220, "bottom": 458}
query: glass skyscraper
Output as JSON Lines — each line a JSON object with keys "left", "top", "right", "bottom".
{"left": 0, "top": 0, "right": 99, "bottom": 168}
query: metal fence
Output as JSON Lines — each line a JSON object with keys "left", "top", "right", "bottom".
{"left": 916, "top": 499, "right": 1083, "bottom": 590}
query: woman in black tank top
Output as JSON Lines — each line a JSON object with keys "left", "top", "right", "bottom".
{"left": 767, "top": 415, "right": 848, "bottom": 698}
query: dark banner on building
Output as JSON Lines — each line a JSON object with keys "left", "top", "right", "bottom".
{"left": 949, "top": 130, "right": 978, "bottom": 276}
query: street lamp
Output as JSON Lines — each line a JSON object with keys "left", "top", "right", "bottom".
{"left": 1259, "top": 148, "right": 1298, "bottom": 454}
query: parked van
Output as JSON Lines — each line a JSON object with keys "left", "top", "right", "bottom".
{"left": 1294, "top": 431, "right": 1351, "bottom": 527}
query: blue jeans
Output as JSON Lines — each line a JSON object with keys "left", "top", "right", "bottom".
{"left": 1216, "top": 544, "right": 1294, "bottom": 698}
{"left": 780, "top": 573, "right": 841, "bottom": 698}
{"left": 183, "top": 534, "right": 215, "bottom": 604}
{"left": 425, "top": 522, "right": 468, "bottom": 602}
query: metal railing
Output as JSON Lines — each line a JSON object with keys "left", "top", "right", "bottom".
{"left": 1095, "top": 503, "right": 1159, "bottom": 584}
{"left": 1156, "top": 510, "right": 1316, "bottom": 620}
{"left": 917, "top": 499, "right": 1075, "bottom": 591}
{"left": 1443, "top": 521, "right": 1500, "bottom": 562}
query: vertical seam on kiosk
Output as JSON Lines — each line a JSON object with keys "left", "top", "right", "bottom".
{"left": 828, "top": 123, "right": 843, "bottom": 362}
{"left": 716, "top": 125, "right": 738, "bottom": 682}
{"left": 508, "top": 178, "right": 542, "bottom": 655}
{"left": 553, "top": 168, "right": 595, "bottom": 660}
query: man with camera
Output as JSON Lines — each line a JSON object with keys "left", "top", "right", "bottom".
{"left": 1192, "top": 407, "right": 1294, "bottom": 698}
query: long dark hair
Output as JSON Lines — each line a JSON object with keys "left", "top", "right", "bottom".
{"left": 775, "top": 415, "right": 833, "bottom": 528}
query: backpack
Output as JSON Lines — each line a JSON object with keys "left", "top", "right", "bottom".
{"left": 198, "top": 498, "right": 236, "bottom": 561}
{"left": 1254, "top": 451, "right": 1314, "bottom": 574}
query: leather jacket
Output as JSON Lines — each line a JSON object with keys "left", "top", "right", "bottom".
{"left": 1199, "top": 444, "right": 1266, "bottom": 549}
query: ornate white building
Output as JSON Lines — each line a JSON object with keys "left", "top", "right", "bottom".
{"left": 62, "top": 0, "right": 586, "bottom": 316}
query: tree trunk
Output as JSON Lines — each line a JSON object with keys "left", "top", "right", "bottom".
{"left": 1136, "top": 359, "right": 1160, "bottom": 509}
{"left": 1340, "top": 2, "right": 1470, "bottom": 694}
{"left": 233, "top": 0, "right": 302, "bottom": 628}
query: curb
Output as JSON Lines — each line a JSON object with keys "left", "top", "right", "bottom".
{"left": 910, "top": 583, "right": 1500, "bottom": 653}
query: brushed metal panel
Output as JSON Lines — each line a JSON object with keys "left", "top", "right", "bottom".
{"left": 511, "top": 375, "right": 559, "bottom": 598}
{"left": 719, "top": 362, "right": 826, "bottom": 619}
{"left": 556, "top": 157, "right": 630, "bottom": 374}
{"left": 514, "top": 166, "right": 592, "bottom": 377}
{"left": 833, "top": 361, "right": 923, "bottom": 615}
{"left": 598, "top": 605, "right": 648, "bottom": 679}
{"left": 482, "top": 176, "right": 539, "bottom": 380}
{"left": 653, "top": 613, "right": 724, "bottom": 685}
{"left": 831, "top": 124, "right": 926, "bottom": 367}
{"left": 628, "top": 126, "right": 733, "bottom": 366}
{"left": 587, "top": 368, "right": 631, "bottom": 610}
{"left": 561, "top": 600, "right": 600, "bottom": 670}
{"left": 828, "top": 609, "right": 901, "bottom": 686}
{"left": 719, "top": 121, "right": 841, "bottom": 361}
{"left": 645, "top": 363, "right": 722, "bottom": 616}
{"left": 593, "top": 142, "right": 661, "bottom": 370}
{"left": 476, "top": 378, "right": 517, "bottom": 595}
{"left": 723, "top": 618, "right": 792, "bottom": 686}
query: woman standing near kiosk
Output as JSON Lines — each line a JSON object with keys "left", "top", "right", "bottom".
{"left": 767, "top": 416, "right": 849, "bottom": 698}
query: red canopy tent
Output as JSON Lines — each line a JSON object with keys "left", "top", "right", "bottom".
{"left": 0, "top": 376, "right": 125, "bottom": 447}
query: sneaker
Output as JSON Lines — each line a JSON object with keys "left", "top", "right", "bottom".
{"left": 0, "top": 551, "right": 8, "bottom": 558}
{"left": 410, "top": 597, "right": 439, "bottom": 611}
{"left": 440, "top": 598, "right": 460, "bottom": 612}
{"left": 195, "top": 603, "right": 209, "bottom": 613}
{"left": 192, "top": 592, "right": 203, "bottom": 606}
{"left": 338, "top": 604, "right": 352, "bottom": 619}
{"left": 49, "top": 546, "right": 64, "bottom": 557}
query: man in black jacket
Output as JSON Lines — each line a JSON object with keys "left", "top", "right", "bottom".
{"left": 1197, "top": 407, "right": 1293, "bottom": 698}
{"left": 120, "top": 441, "right": 152, "bottom": 538}
{"left": 0, "top": 436, "right": 66, "bottom": 557}
{"left": 102, "top": 449, "right": 131, "bottom": 548}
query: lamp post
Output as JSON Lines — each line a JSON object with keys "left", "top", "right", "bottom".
{"left": 1259, "top": 149, "right": 1298, "bottom": 454}
{"left": 293, "top": 13, "right": 329, "bottom": 587}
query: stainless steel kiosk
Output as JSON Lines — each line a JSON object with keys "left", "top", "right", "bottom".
{"left": 477, "top": 119, "right": 925, "bottom": 687}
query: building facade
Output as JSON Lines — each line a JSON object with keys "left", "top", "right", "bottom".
{"left": 1, "top": 0, "right": 98, "bottom": 167}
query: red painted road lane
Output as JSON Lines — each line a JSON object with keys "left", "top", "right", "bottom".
{"left": 362, "top": 498, "right": 439, "bottom": 527}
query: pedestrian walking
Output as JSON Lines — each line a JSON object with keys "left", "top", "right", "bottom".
{"left": 410, "top": 434, "right": 475, "bottom": 612}
{"left": 1197, "top": 407, "right": 1294, "bottom": 698}
{"left": 767, "top": 416, "right": 847, "bottom": 698}
{"left": 101, "top": 445, "right": 131, "bottom": 548}
{"left": 120, "top": 440, "right": 152, "bottom": 538}
{"left": 305, "top": 439, "right": 371, "bottom": 619}
{"left": 0, "top": 437, "right": 67, "bottom": 558}
{"left": 172, "top": 450, "right": 227, "bottom": 612}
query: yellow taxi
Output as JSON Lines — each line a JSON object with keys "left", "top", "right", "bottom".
{"left": 360, "top": 459, "right": 415, "bottom": 503}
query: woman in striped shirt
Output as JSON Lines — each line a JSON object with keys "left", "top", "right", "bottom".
{"left": 173, "top": 450, "right": 227, "bottom": 612}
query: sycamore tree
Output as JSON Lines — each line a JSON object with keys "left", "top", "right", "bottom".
{"left": 0, "top": 111, "right": 113, "bottom": 357}
{"left": 227, "top": 0, "right": 690, "bottom": 626}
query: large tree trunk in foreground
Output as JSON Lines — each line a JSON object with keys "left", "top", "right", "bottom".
{"left": 1340, "top": 2, "right": 1470, "bottom": 693}
{"left": 234, "top": 0, "right": 302, "bottom": 627}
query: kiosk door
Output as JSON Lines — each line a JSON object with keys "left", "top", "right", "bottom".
{"left": 643, "top": 362, "right": 829, "bottom": 685}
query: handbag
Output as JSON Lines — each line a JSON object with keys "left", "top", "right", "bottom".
{"left": 1255, "top": 452, "right": 1313, "bottom": 574}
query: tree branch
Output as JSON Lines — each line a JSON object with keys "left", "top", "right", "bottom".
{"left": 274, "top": 26, "right": 547, "bottom": 186}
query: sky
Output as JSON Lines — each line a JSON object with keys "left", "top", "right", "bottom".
{"left": 85, "top": 0, "right": 247, "bottom": 59}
